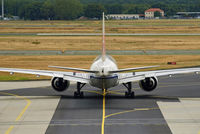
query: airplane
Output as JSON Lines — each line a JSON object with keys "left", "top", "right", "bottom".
{"left": 0, "top": 12, "right": 200, "bottom": 98}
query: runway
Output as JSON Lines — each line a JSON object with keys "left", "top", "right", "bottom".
{"left": 0, "top": 74, "right": 200, "bottom": 134}
{"left": 37, "top": 33, "right": 200, "bottom": 36}
{"left": 1, "top": 33, "right": 200, "bottom": 36}
{"left": 1, "top": 50, "right": 200, "bottom": 56}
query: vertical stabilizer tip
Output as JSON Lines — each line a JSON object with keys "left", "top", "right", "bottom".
{"left": 102, "top": 12, "right": 106, "bottom": 59}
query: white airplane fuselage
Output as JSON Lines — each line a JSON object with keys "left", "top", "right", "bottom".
{"left": 89, "top": 55, "right": 119, "bottom": 89}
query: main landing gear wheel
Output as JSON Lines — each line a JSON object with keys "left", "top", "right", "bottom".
{"left": 74, "top": 91, "right": 84, "bottom": 98}
{"left": 125, "top": 91, "right": 135, "bottom": 98}
{"left": 74, "top": 82, "right": 86, "bottom": 98}
{"left": 123, "top": 82, "right": 135, "bottom": 98}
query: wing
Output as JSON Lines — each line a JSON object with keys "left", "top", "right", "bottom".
{"left": 109, "top": 65, "right": 159, "bottom": 73}
{"left": 0, "top": 67, "right": 90, "bottom": 83}
{"left": 118, "top": 73, "right": 145, "bottom": 84}
{"left": 136, "top": 67, "right": 200, "bottom": 77}
{"left": 118, "top": 67, "right": 200, "bottom": 84}
{"left": 48, "top": 65, "right": 98, "bottom": 73}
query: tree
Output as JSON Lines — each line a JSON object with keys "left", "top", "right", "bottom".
{"left": 126, "top": 4, "right": 150, "bottom": 14}
{"left": 41, "top": 0, "right": 55, "bottom": 20}
{"left": 105, "top": 4, "right": 123, "bottom": 14}
{"left": 1, "top": 0, "right": 200, "bottom": 20}
{"left": 53, "top": 0, "right": 83, "bottom": 20}
{"left": 151, "top": 2, "right": 167, "bottom": 10}
{"left": 84, "top": 4, "right": 106, "bottom": 19}
{"left": 24, "top": 1, "right": 43, "bottom": 20}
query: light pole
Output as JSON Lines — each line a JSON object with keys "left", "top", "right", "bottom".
{"left": 1, "top": 0, "right": 4, "bottom": 20}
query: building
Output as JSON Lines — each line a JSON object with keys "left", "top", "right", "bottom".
{"left": 106, "top": 14, "right": 140, "bottom": 20}
{"left": 0, "top": 16, "right": 20, "bottom": 20}
{"left": 176, "top": 12, "right": 200, "bottom": 19}
{"left": 145, "top": 8, "right": 164, "bottom": 19}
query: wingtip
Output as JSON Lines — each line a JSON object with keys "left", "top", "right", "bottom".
{"left": 153, "top": 65, "right": 160, "bottom": 68}
{"left": 48, "top": 65, "right": 55, "bottom": 68}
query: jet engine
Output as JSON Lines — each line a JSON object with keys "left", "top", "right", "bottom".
{"left": 51, "top": 77, "right": 70, "bottom": 92}
{"left": 139, "top": 77, "right": 158, "bottom": 92}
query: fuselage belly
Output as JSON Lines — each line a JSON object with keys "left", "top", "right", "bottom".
{"left": 90, "top": 75, "right": 119, "bottom": 89}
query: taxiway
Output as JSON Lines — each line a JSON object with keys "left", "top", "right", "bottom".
{"left": 0, "top": 74, "right": 200, "bottom": 134}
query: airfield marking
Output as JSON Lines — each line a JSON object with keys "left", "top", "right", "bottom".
{"left": 88, "top": 80, "right": 200, "bottom": 134}
{"left": 100, "top": 88, "right": 159, "bottom": 134}
{"left": 82, "top": 90, "right": 103, "bottom": 95}
{"left": 101, "top": 89, "right": 106, "bottom": 134}
{"left": 107, "top": 90, "right": 124, "bottom": 95}
{"left": 0, "top": 92, "right": 31, "bottom": 134}
{"left": 4, "top": 126, "right": 14, "bottom": 134}
{"left": 158, "top": 98, "right": 200, "bottom": 134}
{"left": 105, "top": 108, "right": 158, "bottom": 119}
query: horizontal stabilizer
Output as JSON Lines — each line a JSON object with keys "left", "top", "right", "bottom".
{"left": 48, "top": 66, "right": 98, "bottom": 73}
{"left": 109, "top": 65, "right": 159, "bottom": 73}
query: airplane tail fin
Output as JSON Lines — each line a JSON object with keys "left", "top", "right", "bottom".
{"left": 102, "top": 12, "right": 106, "bottom": 59}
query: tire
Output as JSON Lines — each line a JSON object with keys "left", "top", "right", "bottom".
{"left": 80, "top": 92, "right": 84, "bottom": 98}
{"left": 131, "top": 92, "right": 135, "bottom": 98}
{"left": 125, "top": 92, "right": 129, "bottom": 97}
{"left": 74, "top": 92, "right": 78, "bottom": 98}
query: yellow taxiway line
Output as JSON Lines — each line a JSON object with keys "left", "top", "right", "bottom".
{"left": 5, "top": 126, "right": 14, "bottom": 134}
{"left": 0, "top": 92, "right": 31, "bottom": 134}
{"left": 83, "top": 90, "right": 103, "bottom": 95}
{"left": 101, "top": 89, "right": 106, "bottom": 134}
{"left": 100, "top": 89, "right": 159, "bottom": 134}
{"left": 105, "top": 108, "right": 158, "bottom": 119}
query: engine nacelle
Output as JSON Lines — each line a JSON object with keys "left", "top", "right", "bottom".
{"left": 139, "top": 77, "right": 158, "bottom": 92}
{"left": 51, "top": 77, "right": 70, "bottom": 92}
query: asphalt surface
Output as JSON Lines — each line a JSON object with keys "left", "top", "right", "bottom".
{"left": 37, "top": 33, "right": 200, "bottom": 36}
{"left": 1, "top": 33, "right": 200, "bottom": 36}
{"left": 1, "top": 50, "right": 200, "bottom": 56}
{"left": 0, "top": 74, "right": 200, "bottom": 134}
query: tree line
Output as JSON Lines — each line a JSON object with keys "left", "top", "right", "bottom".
{"left": 0, "top": 0, "right": 200, "bottom": 20}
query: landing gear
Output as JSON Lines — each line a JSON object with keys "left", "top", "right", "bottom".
{"left": 74, "top": 91, "right": 84, "bottom": 98}
{"left": 74, "top": 82, "right": 86, "bottom": 98}
{"left": 125, "top": 91, "right": 135, "bottom": 98}
{"left": 123, "top": 82, "right": 135, "bottom": 98}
